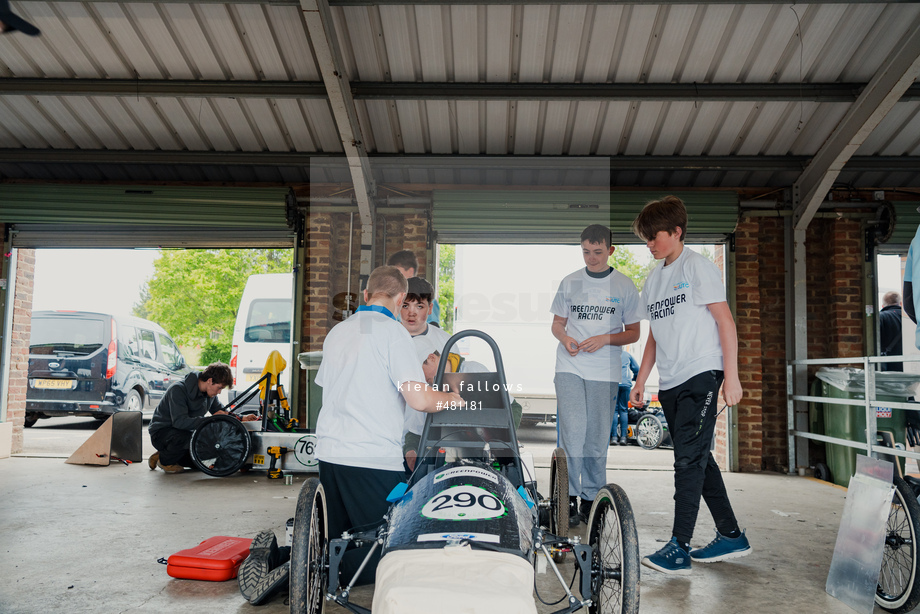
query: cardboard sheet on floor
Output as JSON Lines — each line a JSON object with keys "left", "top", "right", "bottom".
{"left": 826, "top": 454, "right": 895, "bottom": 614}
{"left": 65, "top": 411, "right": 143, "bottom": 465}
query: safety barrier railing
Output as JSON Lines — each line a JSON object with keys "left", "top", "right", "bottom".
{"left": 787, "top": 355, "right": 920, "bottom": 477}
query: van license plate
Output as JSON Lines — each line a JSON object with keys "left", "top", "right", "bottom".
{"left": 246, "top": 373, "right": 260, "bottom": 382}
{"left": 33, "top": 379, "right": 75, "bottom": 389}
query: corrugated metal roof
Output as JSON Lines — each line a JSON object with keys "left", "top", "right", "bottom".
{"left": 1, "top": 1, "right": 920, "bottom": 189}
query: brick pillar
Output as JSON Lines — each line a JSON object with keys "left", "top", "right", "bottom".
{"left": 758, "top": 218, "right": 788, "bottom": 471}
{"left": 827, "top": 219, "right": 864, "bottom": 358}
{"left": 9, "top": 249, "right": 35, "bottom": 454}
{"left": 305, "top": 213, "right": 332, "bottom": 352}
{"left": 733, "top": 220, "right": 764, "bottom": 472}
{"left": 383, "top": 213, "right": 431, "bottom": 275}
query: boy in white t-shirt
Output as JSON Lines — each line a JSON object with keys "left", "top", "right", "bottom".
{"left": 550, "top": 224, "right": 642, "bottom": 527}
{"left": 315, "top": 266, "right": 463, "bottom": 584}
{"left": 388, "top": 249, "right": 441, "bottom": 328}
{"left": 630, "top": 195, "right": 751, "bottom": 576}
{"left": 401, "top": 276, "right": 452, "bottom": 362}
{"left": 400, "top": 276, "right": 452, "bottom": 468}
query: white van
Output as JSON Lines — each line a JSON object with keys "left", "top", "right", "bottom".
{"left": 229, "top": 273, "right": 294, "bottom": 406}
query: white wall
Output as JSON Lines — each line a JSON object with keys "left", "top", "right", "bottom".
{"left": 453, "top": 244, "right": 657, "bottom": 395}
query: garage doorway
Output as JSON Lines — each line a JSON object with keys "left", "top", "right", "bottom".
{"left": 23, "top": 247, "right": 295, "bottom": 438}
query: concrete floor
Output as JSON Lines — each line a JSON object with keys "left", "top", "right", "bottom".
{"left": 0, "top": 418, "right": 904, "bottom": 613}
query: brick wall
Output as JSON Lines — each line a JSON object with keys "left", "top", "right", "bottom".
{"left": 298, "top": 209, "right": 431, "bottom": 425}
{"left": 826, "top": 219, "right": 864, "bottom": 359}
{"left": 732, "top": 216, "right": 866, "bottom": 473}
{"left": 304, "top": 212, "right": 333, "bottom": 353}
{"left": 380, "top": 213, "right": 429, "bottom": 275}
{"left": 8, "top": 249, "right": 34, "bottom": 454}
{"left": 757, "top": 217, "right": 788, "bottom": 472}
{"left": 733, "top": 220, "right": 765, "bottom": 472}
{"left": 303, "top": 209, "right": 431, "bottom": 352}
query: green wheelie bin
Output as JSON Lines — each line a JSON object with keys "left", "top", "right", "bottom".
{"left": 816, "top": 367, "right": 919, "bottom": 487}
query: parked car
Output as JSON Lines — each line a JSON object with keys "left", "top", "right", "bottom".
{"left": 26, "top": 311, "right": 191, "bottom": 427}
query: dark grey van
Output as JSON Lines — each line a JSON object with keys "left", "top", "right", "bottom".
{"left": 26, "top": 311, "right": 191, "bottom": 427}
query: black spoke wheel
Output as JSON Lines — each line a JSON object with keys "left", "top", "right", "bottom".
{"left": 188, "top": 415, "right": 251, "bottom": 477}
{"left": 291, "top": 477, "right": 328, "bottom": 614}
{"left": 877, "top": 476, "right": 920, "bottom": 613}
{"left": 548, "top": 447, "right": 569, "bottom": 563}
{"left": 635, "top": 414, "right": 663, "bottom": 450}
{"left": 587, "top": 484, "right": 640, "bottom": 614}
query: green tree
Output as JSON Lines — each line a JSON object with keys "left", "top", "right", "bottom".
{"left": 609, "top": 247, "right": 656, "bottom": 291}
{"left": 437, "top": 244, "right": 455, "bottom": 334}
{"left": 137, "top": 249, "right": 292, "bottom": 354}
{"left": 132, "top": 283, "right": 151, "bottom": 319}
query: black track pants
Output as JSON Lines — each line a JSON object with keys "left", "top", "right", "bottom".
{"left": 659, "top": 370, "right": 739, "bottom": 544}
{"left": 319, "top": 460, "right": 405, "bottom": 586}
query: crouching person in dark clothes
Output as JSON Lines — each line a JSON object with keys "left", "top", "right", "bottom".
{"left": 314, "top": 266, "right": 464, "bottom": 586}
{"left": 147, "top": 363, "right": 258, "bottom": 474}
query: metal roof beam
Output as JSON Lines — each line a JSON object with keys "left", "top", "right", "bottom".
{"left": 34, "top": 0, "right": 915, "bottom": 4}
{"left": 0, "top": 79, "right": 328, "bottom": 98}
{"left": 792, "top": 21, "right": 920, "bottom": 231}
{"left": 330, "top": 0, "right": 914, "bottom": 4}
{"left": 2, "top": 149, "right": 918, "bottom": 172}
{"left": 300, "top": 0, "right": 375, "bottom": 228}
{"left": 4, "top": 78, "right": 920, "bottom": 103}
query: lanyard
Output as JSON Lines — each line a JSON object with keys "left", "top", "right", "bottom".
{"left": 356, "top": 305, "right": 396, "bottom": 320}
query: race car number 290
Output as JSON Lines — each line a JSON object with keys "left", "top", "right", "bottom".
{"left": 422, "top": 484, "right": 506, "bottom": 521}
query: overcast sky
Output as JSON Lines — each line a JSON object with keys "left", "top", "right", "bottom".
{"left": 31, "top": 249, "right": 160, "bottom": 317}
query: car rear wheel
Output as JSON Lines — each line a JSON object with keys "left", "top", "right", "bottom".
{"left": 124, "top": 389, "right": 143, "bottom": 413}
{"left": 24, "top": 412, "right": 40, "bottom": 428}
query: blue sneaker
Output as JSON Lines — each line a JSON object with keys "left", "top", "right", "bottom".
{"left": 641, "top": 537, "right": 691, "bottom": 575}
{"left": 690, "top": 529, "right": 752, "bottom": 563}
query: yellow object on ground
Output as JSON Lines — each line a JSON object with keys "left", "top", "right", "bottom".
{"left": 372, "top": 545, "right": 538, "bottom": 614}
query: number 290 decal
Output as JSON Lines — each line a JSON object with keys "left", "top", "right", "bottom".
{"left": 421, "top": 485, "right": 506, "bottom": 521}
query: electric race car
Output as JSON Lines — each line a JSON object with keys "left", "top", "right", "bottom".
{"left": 288, "top": 330, "right": 641, "bottom": 614}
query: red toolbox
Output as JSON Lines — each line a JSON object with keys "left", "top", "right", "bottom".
{"left": 167, "top": 536, "right": 253, "bottom": 581}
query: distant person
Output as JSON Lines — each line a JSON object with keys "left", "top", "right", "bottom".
{"left": 631, "top": 195, "right": 751, "bottom": 576}
{"left": 388, "top": 249, "right": 441, "bottom": 327}
{"left": 551, "top": 224, "right": 642, "bottom": 527}
{"left": 879, "top": 291, "right": 903, "bottom": 371}
{"left": 148, "top": 363, "right": 258, "bottom": 474}
{"left": 611, "top": 350, "right": 639, "bottom": 445}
